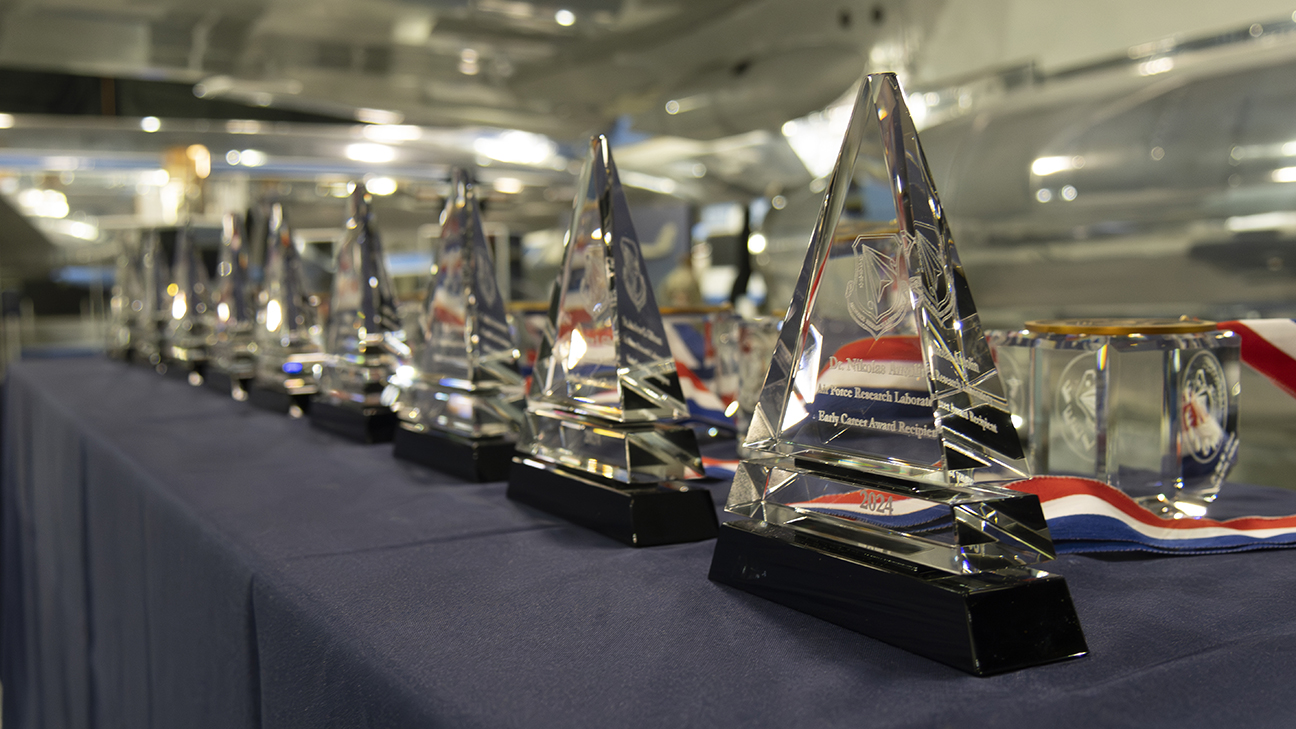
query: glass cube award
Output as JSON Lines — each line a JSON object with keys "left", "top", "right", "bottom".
{"left": 506, "top": 136, "right": 718, "bottom": 547}
{"left": 249, "top": 203, "right": 325, "bottom": 417}
{"left": 310, "top": 185, "right": 408, "bottom": 442}
{"left": 206, "top": 212, "right": 258, "bottom": 399}
{"left": 162, "top": 226, "right": 214, "bottom": 384}
{"left": 391, "top": 169, "right": 525, "bottom": 480}
{"left": 708, "top": 73, "right": 1087, "bottom": 675}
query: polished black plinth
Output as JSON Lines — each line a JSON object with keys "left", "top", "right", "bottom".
{"left": 506, "top": 458, "right": 718, "bottom": 547}
{"left": 247, "top": 386, "right": 312, "bottom": 417}
{"left": 203, "top": 369, "right": 252, "bottom": 400}
{"left": 309, "top": 399, "right": 398, "bottom": 443}
{"left": 392, "top": 425, "right": 515, "bottom": 481}
{"left": 161, "top": 359, "right": 205, "bottom": 385}
{"left": 708, "top": 520, "right": 1088, "bottom": 676}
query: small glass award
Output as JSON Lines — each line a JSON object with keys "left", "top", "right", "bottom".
{"left": 991, "top": 318, "right": 1240, "bottom": 516}
{"left": 708, "top": 73, "right": 1087, "bottom": 675}
{"left": 249, "top": 203, "right": 325, "bottom": 417}
{"left": 310, "top": 185, "right": 408, "bottom": 442}
{"left": 391, "top": 169, "right": 526, "bottom": 480}
{"left": 507, "top": 136, "right": 718, "bottom": 547}
{"left": 206, "top": 212, "right": 258, "bottom": 399}
{"left": 107, "top": 238, "right": 145, "bottom": 360}
{"left": 131, "top": 229, "right": 171, "bottom": 370}
{"left": 162, "top": 226, "right": 213, "bottom": 385}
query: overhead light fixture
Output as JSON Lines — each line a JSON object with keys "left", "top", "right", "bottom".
{"left": 0, "top": 114, "right": 14, "bottom": 129}
{"left": 366, "top": 176, "right": 398, "bottom": 196}
{"left": 356, "top": 108, "right": 405, "bottom": 125}
{"left": 555, "top": 9, "right": 576, "bottom": 26}
{"left": 345, "top": 143, "right": 397, "bottom": 164}
{"left": 17, "top": 188, "right": 69, "bottom": 218}
{"left": 473, "top": 130, "right": 558, "bottom": 166}
{"left": 1030, "top": 155, "right": 1085, "bottom": 177}
{"left": 1226, "top": 211, "right": 1296, "bottom": 231}
{"left": 1137, "top": 57, "right": 1174, "bottom": 76}
{"left": 362, "top": 124, "right": 422, "bottom": 142}
{"left": 226, "top": 120, "right": 262, "bottom": 134}
{"left": 44, "top": 219, "right": 98, "bottom": 241}
{"left": 237, "top": 149, "right": 268, "bottom": 167}
{"left": 459, "top": 48, "right": 480, "bottom": 76}
{"left": 619, "top": 170, "right": 677, "bottom": 195}
{"left": 140, "top": 117, "right": 161, "bottom": 133}
{"left": 392, "top": 13, "right": 434, "bottom": 45}
{"left": 492, "top": 177, "right": 524, "bottom": 194}
{"left": 186, "top": 145, "right": 211, "bottom": 179}
{"left": 1273, "top": 167, "right": 1296, "bottom": 183}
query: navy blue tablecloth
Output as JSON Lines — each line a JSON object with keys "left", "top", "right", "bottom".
{"left": 6, "top": 357, "right": 1296, "bottom": 728}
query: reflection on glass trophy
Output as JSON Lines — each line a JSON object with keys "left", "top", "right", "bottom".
{"left": 132, "top": 229, "right": 171, "bottom": 369}
{"left": 391, "top": 169, "right": 525, "bottom": 479}
{"left": 507, "top": 136, "right": 718, "bottom": 547}
{"left": 708, "top": 74, "right": 1087, "bottom": 675}
{"left": 206, "top": 212, "right": 258, "bottom": 399}
{"left": 162, "top": 225, "right": 215, "bottom": 384}
{"left": 714, "top": 313, "right": 783, "bottom": 457}
{"left": 107, "top": 236, "right": 145, "bottom": 360}
{"left": 508, "top": 300, "right": 553, "bottom": 380}
{"left": 310, "top": 185, "right": 408, "bottom": 442}
{"left": 249, "top": 203, "right": 325, "bottom": 417}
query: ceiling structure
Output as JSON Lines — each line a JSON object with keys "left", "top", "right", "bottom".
{"left": 0, "top": 0, "right": 935, "bottom": 141}
{"left": 2, "top": 0, "right": 1296, "bottom": 328}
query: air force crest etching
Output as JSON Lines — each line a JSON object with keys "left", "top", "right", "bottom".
{"left": 620, "top": 236, "right": 649, "bottom": 311}
{"left": 905, "top": 230, "right": 955, "bottom": 324}
{"left": 475, "top": 248, "right": 498, "bottom": 308}
{"left": 844, "top": 235, "right": 905, "bottom": 339}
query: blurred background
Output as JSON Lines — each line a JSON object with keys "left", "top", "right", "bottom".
{"left": 1, "top": 0, "right": 1295, "bottom": 482}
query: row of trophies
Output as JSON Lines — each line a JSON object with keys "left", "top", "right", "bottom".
{"left": 108, "top": 73, "right": 1088, "bottom": 676}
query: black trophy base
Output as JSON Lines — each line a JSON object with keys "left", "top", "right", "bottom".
{"left": 392, "top": 425, "right": 516, "bottom": 482}
{"left": 708, "top": 520, "right": 1088, "bottom": 676}
{"left": 309, "top": 399, "right": 398, "bottom": 444}
{"left": 247, "top": 386, "right": 313, "bottom": 417}
{"left": 506, "top": 458, "right": 718, "bottom": 547}
{"left": 203, "top": 369, "right": 252, "bottom": 400}
{"left": 161, "top": 359, "right": 206, "bottom": 385}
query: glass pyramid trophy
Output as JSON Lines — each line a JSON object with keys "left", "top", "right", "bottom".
{"left": 707, "top": 74, "right": 1087, "bottom": 675}
{"left": 162, "top": 225, "right": 216, "bottom": 384}
{"left": 310, "top": 185, "right": 408, "bottom": 442}
{"left": 249, "top": 203, "right": 326, "bottom": 417}
{"left": 131, "top": 229, "right": 171, "bottom": 370}
{"left": 107, "top": 237, "right": 145, "bottom": 360}
{"left": 206, "top": 212, "right": 258, "bottom": 399}
{"left": 391, "top": 169, "right": 525, "bottom": 480}
{"left": 506, "top": 136, "right": 717, "bottom": 547}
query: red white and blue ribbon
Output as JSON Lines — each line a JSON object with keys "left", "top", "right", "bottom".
{"left": 1012, "top": 476, "right": 1296, "bottom": 554}
{"left": 1219, "top": 319, "right": 1296, "bottom": 397}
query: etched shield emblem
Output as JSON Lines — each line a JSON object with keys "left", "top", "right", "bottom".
{"left": 620, "top": 236, "right": 649, "bottom": 311}
{"left": 844, "top": 236, "right": 905, "bottom": 339}
{"left": 905, "top": 230, "right": 955, "bottom": 324}
{"left": 476, "top": 251, "right": 498, "bottom": 308}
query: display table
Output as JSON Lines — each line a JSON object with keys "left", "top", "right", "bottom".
{"left": 6, "top": 357, "right": 1296, "bottom": 728}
